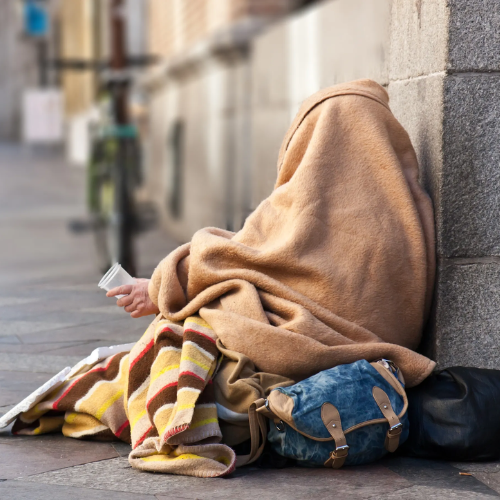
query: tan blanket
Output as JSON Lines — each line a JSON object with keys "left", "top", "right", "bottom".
{"left": 148, "top": 79, "right": 436, "bottom": 389}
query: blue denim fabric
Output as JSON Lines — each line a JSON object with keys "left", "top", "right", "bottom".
{"left": 267, "top": 360, "right": 409, "bottom": 466}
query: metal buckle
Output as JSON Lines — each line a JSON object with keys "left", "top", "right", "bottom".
{"left": 274, "top": 420, "right": 285, "bottom": 432}
{"left": 332, "top": 444, "right": 350, "bottom": 458}
{"left": 388, "top": 422, "right": 403, "bottom": 436}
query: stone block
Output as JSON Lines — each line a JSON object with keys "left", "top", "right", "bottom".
{"left": 389, "top": 0, "right": 448, "bottom": 80}
{"left": 424, "top": 260, "right": 500, "bottom": 370}
{"left": 448, "top": 0, "right": 500, "bottom": 71}
{"left": 440, "top": 74, "right": 500, "bottom": 258}
{"left": 388, "top": 74, "right": 444, "bottom": 212}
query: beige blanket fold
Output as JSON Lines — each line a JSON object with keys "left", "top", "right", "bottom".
{"left": 149, "top": 79, "right": 436, "bottom": 388}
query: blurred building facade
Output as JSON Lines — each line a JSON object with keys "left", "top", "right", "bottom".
{"left": 142, "top": 0, "right": 388, "bottom": 241}
{"left": 143, "top": 0, "right": 310, "bottom": 240}
{"left": 0, "top": 0, "right": 60, "bottom": 141}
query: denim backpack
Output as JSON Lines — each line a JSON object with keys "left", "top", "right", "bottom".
{"left": 245, "top": 359, "right": 408, "bottom": 468}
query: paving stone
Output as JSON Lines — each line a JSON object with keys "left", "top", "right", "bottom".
{"left": 0, "top": 341, "right": 89, "bottom": 355}
{"left": 40, "top": 340, "right": 120, "bottom": 357}
{"left": 0, "top": 435, "right": 119, "bottom": 479}
{"left": 111, "top": 442, "right": 132, "bottom": 458}
{"left": 0, "top": 353, "right": 83, "bottom": 374}
{"left": 17, "top": 316, "right": 152, "bottom": 345}
{"left": 453, "top": 463, "right": 500, "bottom": 474}
{"left": 382, "top": 456, "right": 499, "bottom": 497}
{"left": 24, "top": 458, "right": 412, "bottom": 498}
{"left": 0, "top": 335, "right": 22, "bottom": 345}
{"left": 0, "top": 480, "right": 157, "bottom": 499}
{"left": 379, "top": 484, "right": 498, "bottom": 499}
{"left": 0, "top": 321, "right": 75, "bottom": 338}
{"left": 0, "top": 371, "right": 55, "bottom": 407}
{"left": 471, "top": 472, "right": 500, "bottom": 496}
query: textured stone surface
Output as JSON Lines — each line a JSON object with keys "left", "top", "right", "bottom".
{"left": 440, "top": 74, "right": 500, "bottom": 258}
{"left": 472, "top": 472, "right": 500, "bottom": 496}
{"left": 448, "top": 0, "right": 500, "bottom": 71}
{"left": 389, "top": 0, "right": 448, "bottom": 80}
{"left": 383, "top": 456, "right": 498, "bottom": 496}
{"left": 24, "top": 458, "right": 413, "bottom": 499}
{"left": 0, "top": 353, "right": 83, "bottom": 374}
{"left": 0, "top": 370, "right": 56, "bottom": 406}
{"left": 382, "top": 485, "right": 497, "bottom": 499}
{"left": 388, "top": 74, "right": 444, "bottom": 210}
{"left": 425, "top": 261, "right": 500, "bottom": 369}
{"left": 0, "top": 480, "right": 157, "bottom": 500}
{"left": 0, "top": 435, "right": 119, "bottom": 480}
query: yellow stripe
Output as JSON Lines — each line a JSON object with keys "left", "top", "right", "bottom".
{"left": 184, "top": 317, "right": 212, "bottom": 330}
{"left": 215, "top": 455, "right": 231, "bottom": 465}
{"left": 177, "top": 403, "right": 195, "bottom": 411}
{"left": 65, "top": 412, "right": 78, "bottom": 424}
{"left": 180, "top": 356, "right": 210, "bottom": 372}
{"left": 151, "top": 363, "right": 179, "bottom": 383}
{"left": 95, "top": 390, "right": 123, "bottom": 420}
{"left": 131, "top": 408, "right": 147, "bottom": 429}
{"left": 189, "top": 418, "right": 218, "bottom": 430}
{"left": 140, "top": 453, "right": 203, "bottom": 463}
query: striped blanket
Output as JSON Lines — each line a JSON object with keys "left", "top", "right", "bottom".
{"left": 13, "top": 316, "right": 236, "bottom": 478}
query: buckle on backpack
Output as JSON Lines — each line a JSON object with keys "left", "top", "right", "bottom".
{"left": 388, "top": 422, "right": 403, "bottom": 436}
{"left": 325, "top": 444, "right": 349, "bottom": 469}
{"left": 333, "top": 444, "right": 350, "bottom": 457}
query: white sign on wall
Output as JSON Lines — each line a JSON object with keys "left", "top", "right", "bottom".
{"left": 22, "top": 89, "right": 63, "bottom": 144}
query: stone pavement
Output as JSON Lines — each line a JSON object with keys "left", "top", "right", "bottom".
{"left": 0, "top": 144, "right": 500, "bottom": 499}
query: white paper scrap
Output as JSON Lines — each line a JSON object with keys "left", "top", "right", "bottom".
{"left": 0, "top": 343, "right": 135, "bottom": 429}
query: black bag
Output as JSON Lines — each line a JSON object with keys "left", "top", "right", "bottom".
{"left": 403, "top": 366, "right": 500, "bottom": 461}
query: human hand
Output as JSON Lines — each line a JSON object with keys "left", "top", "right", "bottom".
{"left": 106, "top": 278, "right": 160, "bottom": 318}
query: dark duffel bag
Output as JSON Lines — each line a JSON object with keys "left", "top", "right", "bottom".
{"left": 403, "top": 366, "right": 500, "bottom": 461}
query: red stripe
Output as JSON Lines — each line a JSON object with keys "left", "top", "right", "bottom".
{"left": 183, "top": 329, "right": 216, "bottom": 344}
{"left": 179, "top": 371, "right": 204, "bottom": 381}
{"left": 129, "top": 339, "right": 154, "bottom": 371}
{"left": 134, "top": 425, "right": 153, "bottom": 448}
{"left": 146, "top": 381, "right": 178, "bottom": 409}
{"left": 165, "top": 423, "right": 188, "bottom": 440}
{"left": 52, "top": 355, "right": 116, "bottom": 410}
{"left": 160, "top": 326, "right": 181, "bottom": 336}
{"left": 115, "top": 420, "right": 130, "bottom": 438}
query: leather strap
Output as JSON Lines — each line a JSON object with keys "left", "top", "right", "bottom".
{"left": 321, "top": 403, "right": 349, "bottom": 469}
{"left": 235, "top": 399, "right": 268, "bottom": 467}
{"left": 372, "top": 386, "right": 403, "bottom": 452}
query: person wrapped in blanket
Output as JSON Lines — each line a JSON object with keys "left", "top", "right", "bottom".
{"left": 12, "top": 79, "right": 435, "bottom": 478}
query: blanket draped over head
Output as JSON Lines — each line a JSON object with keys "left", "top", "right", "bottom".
{"left": 148, "top": 79, "right": 436, "bottom": 389}
{"left": 11, "top": 79, "right": 436, "bottom": 478}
